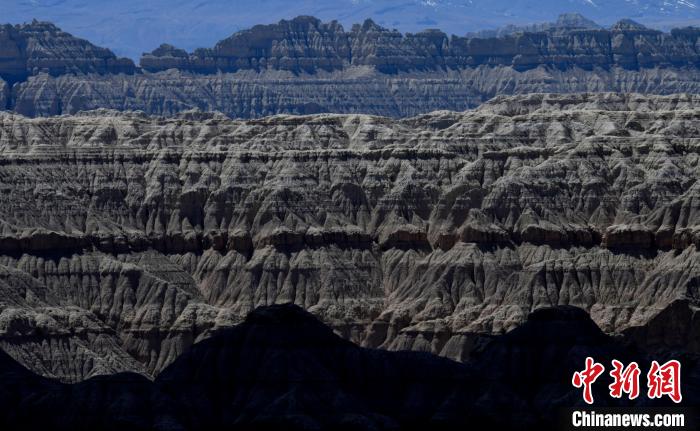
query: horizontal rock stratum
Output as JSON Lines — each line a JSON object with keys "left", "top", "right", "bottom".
{"left": 0, "top": 92, "right": 699, "bottom": 382}
{"left": 138, "top": 16, "right": 700, "bottom": 74}
{"left": 5, "top": 16, "right": 700, "bottom": 118}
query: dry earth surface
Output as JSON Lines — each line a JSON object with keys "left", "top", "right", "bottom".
{"left": 0, "top": 92, "right": 698, "bottom": 382}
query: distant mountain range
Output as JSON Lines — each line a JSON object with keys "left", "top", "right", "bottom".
{"left": 4, "top": 15, "right": 700, "bottom": 118}
{"left": 6, "top": 0, "right": 700, "bottom": 59}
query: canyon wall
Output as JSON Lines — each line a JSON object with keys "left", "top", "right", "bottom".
{"left": 0, "top": 93, "right": 698, "bottom": 382}
{"left": 3, "top": 17, "right": 700, "bottom": 118}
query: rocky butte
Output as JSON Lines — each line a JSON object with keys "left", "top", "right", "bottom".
{"left": 0, "top": 20, "right": 135, "bottom": 84}
{"left": 0, "top": 92, "right": 698, "bottom": 384}
{"left": 2, "top": 15, "right": 700, "bottom": 117}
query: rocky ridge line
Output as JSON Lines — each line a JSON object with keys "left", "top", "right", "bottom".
{"left": 0, "top": 92, "right": 699, "bottom": 383}
{"left": 139, "top": 15, "right": 700, "bottom": 74}
{"left": 0, "top": 20, "right": 134, "bottom": 85}
{"left": 4, "top": 16, "right": 700, "bottom": 118}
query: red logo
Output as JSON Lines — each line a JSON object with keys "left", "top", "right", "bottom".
{"left": 572, "top": 358, "right": 682, "bottom": 404}
{"left": 647, "top": 360, "right": 682, "bottom": 403}
{"left": 572, "top": 357, "right": 605, "bottom": 404}
{"left": 609, "top": 360, "right": 640, "bottom": 400}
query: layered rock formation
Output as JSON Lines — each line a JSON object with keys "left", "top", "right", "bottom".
{"left": 0, "top": 77, "right": 7, "bottom": 109}
{"left": 0, "top": 93, "right": 699, "bottom": 382}
{"left": 0, "top": 20, "right": 135, "bottom": 85}
{"left": 12, "top": 65, "right": 700, "bottom": 118}
{"left": 139, "top": 15, "right": 700, "bottom": 74}
{"left": 4, "top": 17, "right": 700, "bottom": 118}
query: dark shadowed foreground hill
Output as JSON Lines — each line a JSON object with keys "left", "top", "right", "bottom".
{"left": 1, "top": 304, "right": 698, "bottom": 430}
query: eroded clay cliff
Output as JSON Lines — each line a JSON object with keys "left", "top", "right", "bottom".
{"left": 13, "top": 65, "right": 700, "bottom": 118}
{"left": 0, "top": 92, "right": 698, "bottom": 382}
{"left": 4, "top": 17, "right": 700, "bottom": 118}
{"left": 139, "top": 16, "right": 700, "bottom": 74}
{"left": 0, "top": 20, "right": 135, "bottom": 85}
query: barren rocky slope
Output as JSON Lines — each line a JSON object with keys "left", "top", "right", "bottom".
{"left": 5, "top": 17, "right": 700, "bottom": 118}
{"left": 0, "top": 92, "right": 699, "bottom": 382}
{"left": 138, "top": 16, "right": 700, "bottom": 74}
{"left": 15, "top": 65, "right": 700, "bottom": 118}
{"left": 0, "top": 21, "right": 134, "bottom": 85}
{"left": 8, "top": 1, "right": 700, "bottom": 61}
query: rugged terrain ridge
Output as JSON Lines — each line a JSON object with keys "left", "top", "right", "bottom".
{"left": 0, "top": 92, "right": 698, "bottom": 383}
{"left": 4, "top": 16, "right": 700, "bottom": 117}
